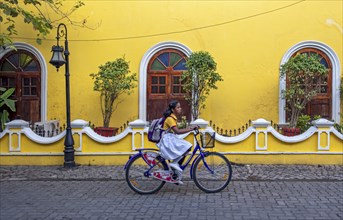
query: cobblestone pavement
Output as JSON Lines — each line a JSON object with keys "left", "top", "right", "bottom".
{"left": 1, "top": 164, "right": 342, "bottom": 181}
{"left": 1, "top": 164, "right": 342, "bottom": 220}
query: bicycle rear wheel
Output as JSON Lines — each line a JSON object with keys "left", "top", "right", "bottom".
{"left": 125, "top": 154, "right": 167, "bottom": 194}
{"left": 192, "top": 152, "right": 232, "bottom": 193}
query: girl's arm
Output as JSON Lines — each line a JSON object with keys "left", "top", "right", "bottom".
{"left": 171, "top": 125, "right": 198, "bottom": 135}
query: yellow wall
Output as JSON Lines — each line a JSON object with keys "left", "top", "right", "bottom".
{"left": 6, "top": 0, "right": 343, "bottom": 129}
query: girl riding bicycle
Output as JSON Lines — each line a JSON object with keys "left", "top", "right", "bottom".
{"left": 157, "top": 100, "right": 198, "bottom": 173}
{"left": 125, "top": 103, "right": 232, "bottom": 193}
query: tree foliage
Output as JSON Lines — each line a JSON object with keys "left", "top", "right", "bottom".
{"left": 0, "top": 0, "right": 86, "bottom": 47}
{"left": 0, "top": 87, "right": 16, "bottom": 131}
{"left": 280, "top": 53, "right": 328, "bottom": 128}
{"left": 90, "top": 57, "right": 137, "bottom": 128}
{"left": 181, "top": 51, "right": 223, "bottom": 120}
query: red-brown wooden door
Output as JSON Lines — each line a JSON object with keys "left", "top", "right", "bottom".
{"left": 0, "top": 50, "right": 41, "bottom": 124}
{"left": 147, "top": 49, "right": 191, "bottom": 122}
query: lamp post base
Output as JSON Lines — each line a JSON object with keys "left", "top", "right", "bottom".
{"left": 63, "top": 147, "right": 75, "bottom": 168}
{"left": 64, "top": 161, "right": 76, "bottom": 168}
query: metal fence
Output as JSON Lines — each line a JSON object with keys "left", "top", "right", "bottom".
{"left": 209, "top": 120, "right": 282, "bottom": 136}
{"left": 29, "top": 121, "right": 130, "bottom": 137}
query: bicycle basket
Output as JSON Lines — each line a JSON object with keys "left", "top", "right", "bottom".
{"left": 200, "top": 132, "right": 215, "bottom": 148}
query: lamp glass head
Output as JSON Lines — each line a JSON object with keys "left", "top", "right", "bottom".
{"left": 49, "top": 45, "right": 66, "bottom": 70}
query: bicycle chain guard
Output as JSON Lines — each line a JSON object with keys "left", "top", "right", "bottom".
{"left": 143, "top": 151, "right": 181, "bottom": 183}
{"left": 152, "top": 170, "right": 179, "bottom": 183}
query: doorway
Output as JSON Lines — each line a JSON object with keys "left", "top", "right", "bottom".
{"left": 147, "top": 49, "right": 191, "bottom": 122}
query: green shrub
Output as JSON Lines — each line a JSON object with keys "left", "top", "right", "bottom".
{"left": 280, "top": 53, "right": 328, "bottom": 128}
{"left": 181, "top": 51, "right": 223, "bottom": 120}
{"left": 0, "top": 87, "right": 16, "bottom": 131}
{"left": 296, "top": 115, "right": 311, "bottom": 133}
{"left": 334, "top": 123, "right": 343, "bottom": 134}
{"left": 296, "top": 114, "right": 321, "bottom": 133}
{"left": 90, "top": 57, "right": 137, "bottom": 128}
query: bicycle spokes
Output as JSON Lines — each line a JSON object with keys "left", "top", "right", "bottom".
{"left": 192, "top": 152, "right": 232, "bottom": 193}
{"left": 125, "top": 154, "right": 167, "bottom": 194}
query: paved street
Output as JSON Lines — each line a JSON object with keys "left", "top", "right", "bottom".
{"left": 1, "top": 165, "right": 342, "bottom": 220}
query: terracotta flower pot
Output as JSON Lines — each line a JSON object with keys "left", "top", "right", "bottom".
{"left": 282, "top": 127, "right": 301, "bottom": 136}
{"left": 94, "top": 127, "right": 118, "bottom": 137}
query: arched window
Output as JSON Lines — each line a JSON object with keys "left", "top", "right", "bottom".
{"left": 279, "top": 41, "right": 340, "bottom": 124}
{"left": 147, "top": 49, "right": 191, "bottom": 121}
{"left": 0, "top": 50, "right": 41, "bottom": 123}
{"left": 291, "top": 48, "right": 332, "bottom": 119}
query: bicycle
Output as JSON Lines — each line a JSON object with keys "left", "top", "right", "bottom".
{"left": 124, "top": 129, "right": 233, "bottom": 194}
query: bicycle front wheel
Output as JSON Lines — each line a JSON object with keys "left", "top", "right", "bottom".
{"left": 125, "top": 155, "right": 167, "bottom": 194}
{"left": 192, "top": 152, "right": 232, "bottom": 193}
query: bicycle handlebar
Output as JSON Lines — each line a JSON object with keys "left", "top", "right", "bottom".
{"left": 193, "top": 127, "right": 200, "bottom": 135}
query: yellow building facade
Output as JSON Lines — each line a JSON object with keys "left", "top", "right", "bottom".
{"left": 0, "top": 0, "right": 342, "bottom": 165}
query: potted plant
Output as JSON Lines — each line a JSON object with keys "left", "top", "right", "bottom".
{"left": 181, "top": 51, "right": 223, "bottom": 121}
{"left": 280, "top": 53, "right": 328, "bottom": 136}
{"left": 0, "top": 87, "right": 16, "bottom": 132}
{"left": 90, "top": 56, "right": 137, "bottom": 136}
{"left": 177, "top": 116, "right": 188, "bottom": 129}
{"left": 297, "top": 114, "right": 321, "bottom": 133}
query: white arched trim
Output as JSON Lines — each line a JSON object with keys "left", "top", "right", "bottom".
{"left": 279, "top": 41, "right": 341, "bottom": 124}
{"left": 0, "top": 42, "right": 48, "bottom": 122}
{"left": 138, "top": 41, "right": 192, "bottom": 122}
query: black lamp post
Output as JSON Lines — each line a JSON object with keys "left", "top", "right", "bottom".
{"left": 49, "top": 23, "right": 75, "bottom": 168}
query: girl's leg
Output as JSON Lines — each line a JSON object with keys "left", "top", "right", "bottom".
{"left": 171, "top": 156, "right": 184, "bottom": 184}
{"left": 178, "top": 147, "right": 191, "bottom": 165}
{"left": 170, "top": 156, "right": 183, "bottom": 172}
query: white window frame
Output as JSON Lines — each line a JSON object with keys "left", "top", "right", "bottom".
{"left": 279, "top": 41, "right": 341, "bottom": 124}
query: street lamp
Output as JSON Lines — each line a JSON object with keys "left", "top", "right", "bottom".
{"left": 49, "top": 23, "right": 75, "bottom": 168}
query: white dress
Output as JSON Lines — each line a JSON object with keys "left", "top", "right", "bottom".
{"left": 157, "top": 133, "right": 192, "bottom": 160}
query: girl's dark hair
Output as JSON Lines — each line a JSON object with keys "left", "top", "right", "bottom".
{"left": 163, "top": 100, "right": 179, "bottom": 117}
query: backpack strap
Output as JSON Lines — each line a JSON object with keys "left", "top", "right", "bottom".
{"left": 169, "top": 115, "right": 177, "bottom": 121}
{"left": 165, "top": 127, "right": 172, "bottom": 133}
{"left": 164, "top": 115, "right": 177, "bottom": 134}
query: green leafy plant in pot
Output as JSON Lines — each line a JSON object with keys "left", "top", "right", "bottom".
{"left": 90, "top": 57, "right": 137, "bottom": 136}
{"left": 0, "top": 87, "right": 16, "bottom": 132}
{"left": 296, "top": 114, "right": 321, "bottom": 133}
{"left": 280, "top": 53, "right": 328, "bottom": 136}
{"left": 181, "top": 51, "right": 223, "bottom": 121}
